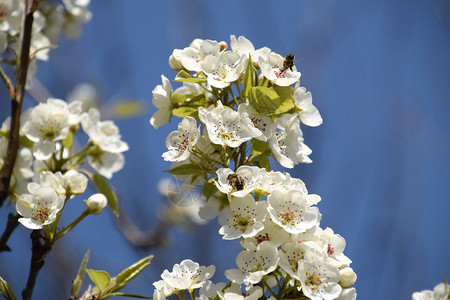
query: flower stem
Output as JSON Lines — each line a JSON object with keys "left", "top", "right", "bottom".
{"left": 54, "top": 210, "right": 90, "bottom": 242}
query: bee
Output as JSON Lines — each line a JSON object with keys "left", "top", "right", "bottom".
{"left": 280, "top": 54, "right": 295, "bottom": 73}
{"left": 227, "top": 173, "right": 245, "bottom": 191}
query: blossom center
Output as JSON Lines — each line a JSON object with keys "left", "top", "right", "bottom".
{"left": 272, "top": 65, "right": 286, "bottom": 78}
{"left": 32, "top": 202, "right": 50, "bottom": 223}
{"left": 231, "top": 214, "right": 254, "bottom": 232}
{"left": 255, "top": 233, "right": 270, "bottom": 244}
{"left": 173, "top": 132, "right": 191, "bottom": 152}
{"left": 327, "top": 243, "right": 335, "bottom": 255}
{"left": 306, "top": 271, "right": 322, "bottom": 289}
{"left": 278, "top": 207, "right": 298, "bottom": 225}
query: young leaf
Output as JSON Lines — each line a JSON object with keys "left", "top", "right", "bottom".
{"left": 172, "top": 107, "right": 198, "bottom": 119}
{"left": 92, "top": 174, "right": 119, "bottom": 217}
{"left": 175, "top": 70, "right": 207, "bottom": 83}
{"left": 172, "top": 93, "right": 189, "bottom": 105}
{"left": 71, "top": 250, "right": 90, "bottom": 299}
{"left": 202, "top": 180, "right": 218, "bottom": 199}
{"left": 114, "top": 255, "right": 153, "bottom": 291}
{"left": 250, "top": 139, "right": 271, "bottom": 171}
{"left": 164, "top": 163, "right": 211, "bottom": 176}
{"left": 0, "top": 276, "right": 17, "bottom": 300}
{"left": 86, "top": 269, "right": 111, "bottom": 291}
{"left": 248, "top": 86, "right": 282, "bottom": 114}
{"left": 242, "top": 55, "right": 255, "bottom": 98}
{"left": 108, "top": 292, "right": 151, "bottom": 299}
{"left": 62, "top": 130, "right": 74, "bottom": 151}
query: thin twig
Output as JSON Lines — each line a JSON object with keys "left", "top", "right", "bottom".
{"left": 0, "top": 0, "right": 38, "bottom": 207}
{"left": 116, "top": 205, "right": 173, "bottom": 249}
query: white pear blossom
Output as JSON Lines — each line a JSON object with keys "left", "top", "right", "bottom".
{"left": 278, "top": 241, "right": 310, "bottom": 280}
{"left": 67, "top": 83, "right": 99, "bottom": 111}
{"left": 56, "top": 170, "right": 88, "bottom": 195}
{"left": 218, "top": 195, "right": 267, "bottom": 240}
{"left": 61, "top": 0, "right": 92, "bottom": 39}
{"left": 81, "top": 107, "right": 128, "bottom": 153}
{"left": 320, "top": 227, "right": 352, "bottom": 267}
{"left": 153, "top": 279, "right": 176, "bottom": 300}
{"left": 225, "top": 241, "right": 279, "bottom": 285}
{"left": 162, "top": 116, "right": 200, "bottom": 162}
{"left": 176, "top": 39, "right": 220, "bottom": 72}
{"left": 29, "top": 171, "right": 65, "bottom": 195}
{"left": 238, "top": 103, "right": 274, "bottom": 141}
{"left": 240, "top": 219, "right": 290, "bottom": 250}
{"left": 87, "top": 151, "right": 125, "bottom": 179}
{"left": 150, "top": 75, "right": 173, "bottom": 129}
{"left": 169, "top": 131, "right": 218, "bottom": 192}
{"left": 294, "top": 85, "right": 323, "bottom": 127}
{"left": 215, "top": 165, "right": 262, "bottom": 197}
{"left": 230, "top": 35, "right": 271, "bottom": 65}
{"left": 336, "top": 288, "right": 357, "bottom": 300}
{"left": 203, "top": 102, "right": 260, "bottom": 148}
{"left": 259, "top": 52, "right": 300, "bottom": 86}
{"left": 217, "top": 283, "right": 263, "bottom": 300}
{"left": 0, "top": 0, "right": 20, "bottom": 53}
{"left": 259, "top": 169, "right": 308, "bottom": 194}
{"left": 197, "top": 281, "right": 226, "bottom": 300}
{"left": 0, "top": 138, "right": 33, "bottom": 184}
{"left": 269, "top": 114, "right": 312, "bottom": 168}
{"left": 412, "top": 282, "right": 450, "bottom": 300}
{"left": 22, "top": 98, "right": 71, "bottom": 160}
{"left": 267, "top": 189, "right": 319, "bottom": 234}
{"left": 160, "top": 259, "right": 215, "bottom": 292}
{"left": 298, "top": 250, "right": 342, "bottom": 300}
{"left": 15, "top": 185, "right": 65, "bottom": 229}
{"left": 201, "top": 51, "right": 247, "bottom": 88}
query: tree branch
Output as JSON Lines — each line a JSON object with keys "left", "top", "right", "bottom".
{"left": 0, "top": 213, "right": 20, "bottom": 252}
{"left": 0, "top": 0, "right": 38, "bottom": 206}
{"left": 21, "top": 230, "right": 52, "bottom": 300}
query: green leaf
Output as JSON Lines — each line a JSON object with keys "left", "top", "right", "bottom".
{"left": 111, "top": 101, "right": 147, "bottom": 119}
{"left": 202, "top": 180, "right": 218, "bottom": 199}
{"left": 71, "top": 250, "right": 90, "bottom": 298}
{"left": 62, "top": 129, "right": 74, "bottom": 150}
{"left": 0, "top": 276, "right": 17, "bottom": 300}
{"left": 86, "top": 269, "right": 111, "bottom": 291}
{"left": 242, "top": 55, "right": 255, "bottom": 98}
{"left": 108, "top": 292, "right": 151, "bottom": 299}
{"left": 250, "top": 139, "right": 271, "bottom": 171}
{"left": 172, "top": 93, "right": 189, "bottom": 105}
{"left": 92, "top": 174, "right": 119, "bottom": 217}
{"left": 164, "top": 163, "right": 210, "bottom": 176}
{"left": 272, "top": 85, "right": 295, "bottom": 113}
{"left": 114, "top": 255, "right": 153, "bottom": 291}
{"left": 175, "top": 70, "right": 207, "bottom": 83}
{"left": 248, "top": 86, "right": 283, "bottom": 114}
{"left": 172, "top": 106, "right": 198, "bottom": 119}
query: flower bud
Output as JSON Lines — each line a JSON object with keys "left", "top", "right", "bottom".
{"left": 219, "top": 41, "right": 228, "bottom": 51}
{"left": 339, "top": 267, "right": 357, "bottom": 288}
{"left": 85, "top": 193, "right": 107, "bottom": 214}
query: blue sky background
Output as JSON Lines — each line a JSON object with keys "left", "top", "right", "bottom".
{"left": 0, "top": 0, "right": 449, "bottom": 299}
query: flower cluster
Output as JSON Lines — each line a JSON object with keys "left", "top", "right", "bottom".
{"left": 0, "top": 0, "right": 91, "bottom": 81}
{"left": 412, "top": 281, "right": 449, "bottom": 300}
{"left": 0, "top": 96, "right": 127, "bottom": 230}
{"left": 151, "top": 36, "right": 356, "bottom": 300}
